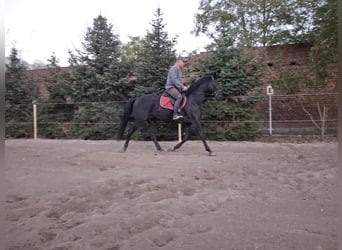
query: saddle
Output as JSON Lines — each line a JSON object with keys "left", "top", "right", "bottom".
{"left": 160, "top": 92, "right": 187, "bottom": 111}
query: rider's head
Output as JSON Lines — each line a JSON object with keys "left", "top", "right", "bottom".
{"left": 176, "top": 56, "right": 188, "bottom": 69}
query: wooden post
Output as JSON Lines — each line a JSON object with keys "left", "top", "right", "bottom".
{"left": 178, "top": 123, "right": 182, "bottom": 142}
{"left": 33, "top": 101, "right": 37, "bottom": 140}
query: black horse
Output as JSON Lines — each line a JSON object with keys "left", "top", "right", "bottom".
{"left": 117, "top": 75, "right": 222, "bottom": 156}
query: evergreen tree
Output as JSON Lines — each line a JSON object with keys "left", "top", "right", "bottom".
{"left": 123, "top": 36, "right": 145, "bottom": 72}
{"left": 191, "top": 36, "right": 262, "bottom": 140}
{"left": 5, "top": 47, "right": 38, "bottom": 138}
{"left": 69, "top": 14, "right": 132, "bottom": 102}
{"left": 133, "top": 8, "right": 177, "bottom": 95}
{"left": 44, "top": 54, "right": 72, "bottom": 102}
{"left": 38, "top": 54, "right": 74, "bottom": 138}
{"left": 67, "top": 14, "right": 133, "bottom": 139}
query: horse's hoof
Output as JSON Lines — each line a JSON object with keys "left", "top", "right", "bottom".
{"left": 119, "top": 148, "right": 127, "bottom": 153}
{"left": 209, "top": 151, "right": 216, "bottom": 156}
{"left": 167, "top": 148, "right": 175, "bottom": 152}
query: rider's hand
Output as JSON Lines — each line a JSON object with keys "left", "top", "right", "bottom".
{"left": 182, "top": 85, "right": 188, "bottom": 91}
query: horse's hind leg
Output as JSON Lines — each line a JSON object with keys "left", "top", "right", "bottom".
{"left": 122, "top": 124, "right": 138, "bottom": 152}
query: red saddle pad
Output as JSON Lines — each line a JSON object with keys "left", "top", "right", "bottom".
{"left": 160, "top": 96, "right": 187, "bottom": 110}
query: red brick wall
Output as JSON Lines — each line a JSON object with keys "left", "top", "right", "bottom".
{"left": 249, "top": 43, "right": 338, "bottom": 91}
{"left": 248, "top": 44, "right": 338, "bottom": 133}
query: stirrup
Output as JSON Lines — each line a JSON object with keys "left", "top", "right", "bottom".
{"left": 173, "top": 114, "right": 183, "bottom": 120}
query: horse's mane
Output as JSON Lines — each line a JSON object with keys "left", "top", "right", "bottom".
{"left": 186, "top": 75, "right": 213, "bottom": 96}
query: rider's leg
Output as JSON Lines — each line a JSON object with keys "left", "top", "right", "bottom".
{"left": 166, "top": 87, "right": 183, "bottom": 120}
{"left": 173, "top": 97, "right": 183, "bottom": 120}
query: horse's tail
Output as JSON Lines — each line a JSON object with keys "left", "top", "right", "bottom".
{"left": 117, "top": 97, "right": 136, "bottom": 140}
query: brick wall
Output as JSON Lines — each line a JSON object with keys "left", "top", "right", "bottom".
{"left": 249, "top": 43, "right": 338, "bottom": 91}
{"left": 248, "top": 44, "right": 338, "bottom": 134}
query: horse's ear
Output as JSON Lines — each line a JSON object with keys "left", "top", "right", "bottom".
{"left": 212, "top": 72, "right": 218, "bottom": 80}
{"left": 208, "top": 72, "right": 218, "bottom": 80}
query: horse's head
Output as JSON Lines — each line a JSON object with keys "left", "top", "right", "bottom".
{"left": 204, "top": 76, "right": 223, "bottom": 100}
{"left": 186, "top": 75, "right": 223, "bottom": 100}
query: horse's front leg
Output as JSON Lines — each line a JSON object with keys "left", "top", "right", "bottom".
{"left": 150, "top": 121, "right": 163, "bottom": 152}
{"left": 192, "top": 120, "right": 215, "bottom": 156}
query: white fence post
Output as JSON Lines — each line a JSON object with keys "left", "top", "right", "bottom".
{"left": 267, "top": 84, "right": 274, "bottom": 136}
{"left": 33, "top": 101, "right": 37, "bottom": 140}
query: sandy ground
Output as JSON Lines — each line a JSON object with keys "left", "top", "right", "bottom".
{"left": 5, "top": 139, "right": 338, "bottom": 250}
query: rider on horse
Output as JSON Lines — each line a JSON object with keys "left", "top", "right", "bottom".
{"left": 165, "top": 56, "right": 188, "bottom": 120}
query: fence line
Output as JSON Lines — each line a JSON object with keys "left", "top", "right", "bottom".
{"left": 5, "top": 92, "right": 338, "bottom": 139}
{"left": 6, "top": 119, "right": 338, "bottom": 126}
{"left": 4, "top": 92, "right": 338, "bottom": 107}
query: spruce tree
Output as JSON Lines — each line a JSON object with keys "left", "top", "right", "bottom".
{"left": 69, "top": 14, "right": 132, "bottom": 102}
{"left": 5, "top": 47, "right": 38, "bottom": 138}
{"left": 192, "top": 36, "right": 262, "bottom": 140}
{"left": 123, "top": 36, "right": 145, "bottom": 78}
{"left": 67, "top": 14, "right": 132, "bottom": 139}
{"left": 38, "top": 54, "right": 74, "bottom": 138}
{"left": 133, "top": 8, "right": 177, "bottom": 95}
